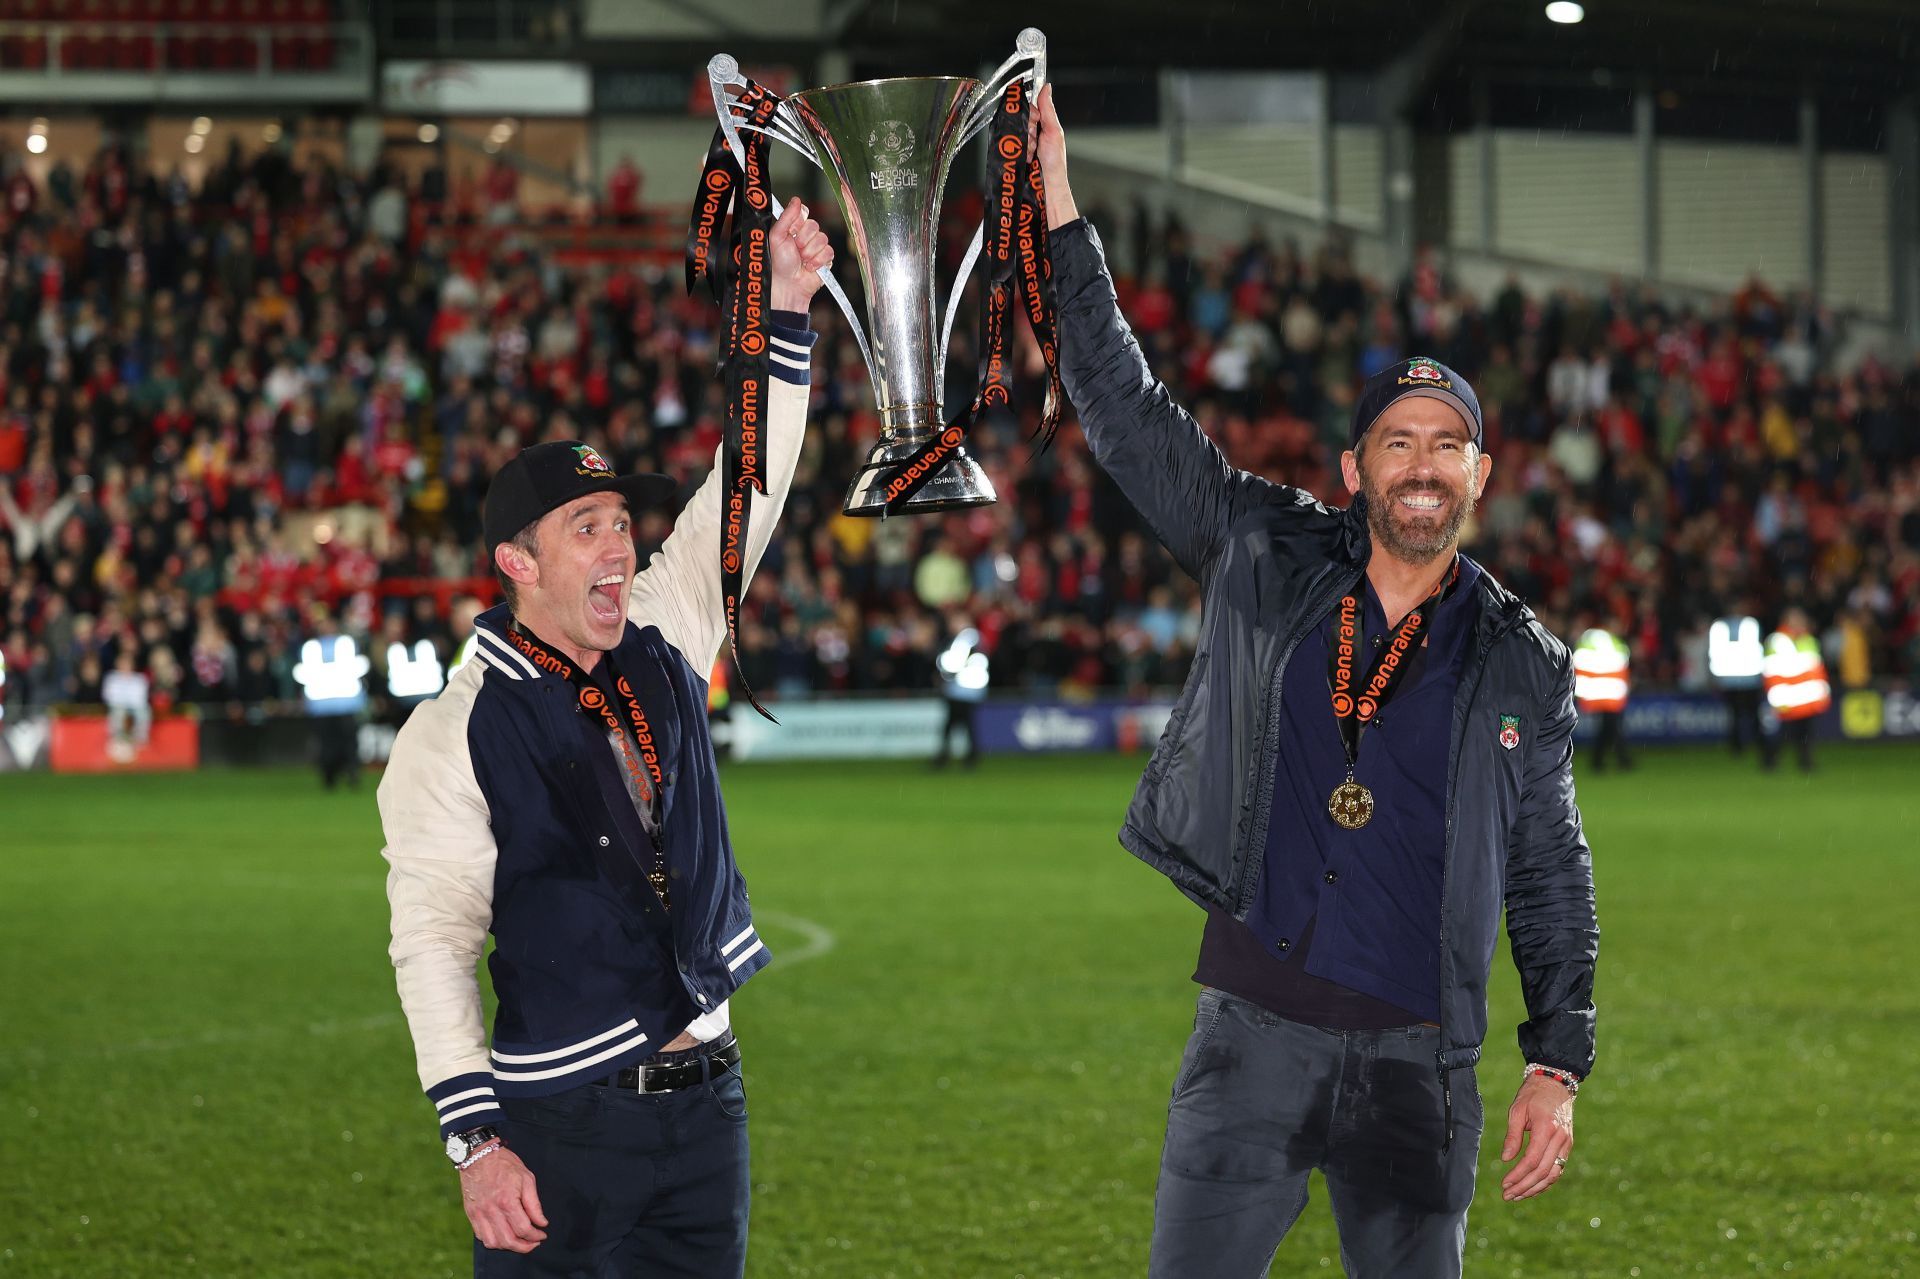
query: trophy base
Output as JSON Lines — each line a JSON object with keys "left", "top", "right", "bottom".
{"left": 841, "top": 431, "right": 998, "bottom": 517}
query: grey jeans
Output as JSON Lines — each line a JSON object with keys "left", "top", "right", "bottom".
{"left": 1148, "top": 988, "right": 1484, "bottom": 1279}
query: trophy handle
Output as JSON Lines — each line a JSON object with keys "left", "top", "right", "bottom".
{"left": 937, "top": 221, "right": 985, "bottom": 406}
{"left": 958, "top": 27, "right": 1047, "bottom": 147}
{"left": 706, "top": 53, "right": 878, "bottom": 384}
{"left": 707, "top": 55, "right": 816, "bottom": 165}
{"left": 939, "top": 29, "right": 1047, "bottom": 398}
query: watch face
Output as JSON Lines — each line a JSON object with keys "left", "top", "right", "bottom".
{"left": 445, "top": 1134, "right": 467, "bottom": 1163}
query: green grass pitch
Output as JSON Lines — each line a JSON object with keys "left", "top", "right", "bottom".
{"left": 2, "top": 744, "right": 1916, "bottom": 1277}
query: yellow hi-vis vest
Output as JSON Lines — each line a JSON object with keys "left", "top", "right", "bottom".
{"left": 1763, "top": 631, "right": 1831, "bottom": 720}
{"left": 1573, "top": 628, "right": 1630, "bottom": 713}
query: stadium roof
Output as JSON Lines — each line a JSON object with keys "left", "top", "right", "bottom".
{"left": 832, "top": 0, "right": 1918, "bottom": 98}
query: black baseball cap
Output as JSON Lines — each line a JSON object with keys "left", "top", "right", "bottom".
{"left": 483, "top": 441, "right": 677, "bottom": 553}
{"left": 1350, "top": 356, "right": 1484, "bottom": 450}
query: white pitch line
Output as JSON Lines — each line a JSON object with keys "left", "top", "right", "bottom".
{"left": 754, "top": 909, "right": 837, "bottom": 968}
{"left": 8, "top": 914, "right": 836, "bottom": 1067}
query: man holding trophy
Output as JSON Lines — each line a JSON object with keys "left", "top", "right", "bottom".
{"left": 379, "top": 198, "right": 831, "bottom": 1277}
{"left": 1034, "top": 89, "right": 1600, "bottom": 1278}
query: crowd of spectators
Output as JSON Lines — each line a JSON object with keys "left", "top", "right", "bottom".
{"left": 2, "top": 133, "right": 1918, "bottom": 729}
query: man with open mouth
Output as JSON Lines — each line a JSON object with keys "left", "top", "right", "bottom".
{"left": 1035, "top": 86, "right": 1599, "bottom": 1278}
{"left": 378, "top": 198, "right": 831, "bottom": 1277}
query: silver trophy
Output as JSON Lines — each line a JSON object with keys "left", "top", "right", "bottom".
{"left": 706, "top": 29, "right": 1048, "bottom": 515}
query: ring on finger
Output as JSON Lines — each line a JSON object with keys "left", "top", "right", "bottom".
{"left": 1553, "top": 1155, "right": 1568, "bottom": 1168}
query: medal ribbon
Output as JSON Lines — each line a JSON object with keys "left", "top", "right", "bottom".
{"left": 1328, "top": 559, "right": 1460, "bottom": 771}
{"left": 878, "top": 72, "right": 1064, "bottom": 514}
{"left": 505, "top": 624, "right": 672, "bottom": 905}
{"left": 1015, "top": 87, "right": 1064, "bottom": 450}
{"left": 686, "top": 126, "right": 740, "bottom": 302}
{"left": 710, "top": 84, "right": 781, "bottom": 722}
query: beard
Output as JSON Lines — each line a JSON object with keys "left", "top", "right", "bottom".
{"left": 1361, "top": 472, "right": 1477, "bottom": 565}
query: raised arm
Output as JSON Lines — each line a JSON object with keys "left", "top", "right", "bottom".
{"left": 626, "top": 353, "right": 811, "bottom": 669}
{"left": 627, "top": 198, "right": 830, "bottom": 668}
{"left": 1037, "top": 85, "right": 1275, "bottom": 581}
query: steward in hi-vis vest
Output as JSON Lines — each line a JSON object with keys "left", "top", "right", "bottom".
{"left": 1573, "top": 626, "right": 1631, "bottom": 772}
{"left": 1709, "top": 612, "right": 1766, "bottom": 756}
{"left": 1761, "top": 607, "right": 1830, "bottom": 774}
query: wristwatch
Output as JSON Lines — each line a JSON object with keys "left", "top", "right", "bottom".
{"left": 444, "top": 1125, "right": 499, "bottom": 1166}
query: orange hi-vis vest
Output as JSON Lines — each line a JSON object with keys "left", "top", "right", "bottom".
{"left": 1573, "top": 628, "right": 1630, "bottom": 714}
{"left": 1763, "top": 630, "right": 1831, "bottom": 721}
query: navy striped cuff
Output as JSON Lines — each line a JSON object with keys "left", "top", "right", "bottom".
{"left": 768, "top": 316, "right": 815, "bottom": 386}
{"left": 428, "top": 1071, "right": 505, "bottom": 1139}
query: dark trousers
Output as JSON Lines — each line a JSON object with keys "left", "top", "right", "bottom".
{"left": 933, "top": 698, "right": 978, "bottom": 766}
{"left": 475, "top": 1066, "right": 750, "bottom": 1278}
{"left": 1763, "top": 716, "right": 1816, "bottom": 773}
{"left": 315, "top": 715, "right": 359, "bottom": 789}
{"left": 1150, "top": 989, "right": 1482, "bottom": 1279}
{"left": 1589, "top": 710, "right": 1631, "bottom": 771}
{"left": 1723, "top": 687, "right": 1763, "bottom": 755}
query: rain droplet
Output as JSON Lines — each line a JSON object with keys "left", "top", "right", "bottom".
{"left": 934, "top": 1077, "right": 950, "bottom": 1090}
{"left": 350, "top": 1171, "right": 363, "bottom": 1183}
{"left": 341, "top": 1130, "right": 354, "bottom": 1142}
{"left": 1589, "top": 1217, "right": 1601, "bottom": 1228}
{"left": 79, "top": 1216, "right": 89, "bottom": 1226}
{"left": 1725, "top": 1227, "right": 1738, "bottom": 1239}
{"left": 24, "top": 1107, "right": 37, "bottom": 1119}
{"left": 191, "top": 1095, "right": 204, "bottom": 1107}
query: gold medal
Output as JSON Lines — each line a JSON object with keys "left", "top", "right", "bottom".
{"left": 1328, "top": 779, "right": 1374, "bottom": 830}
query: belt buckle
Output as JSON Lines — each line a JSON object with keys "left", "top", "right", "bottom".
{"left": 634, "top": 1063, "right": 677, "bottom": 1095}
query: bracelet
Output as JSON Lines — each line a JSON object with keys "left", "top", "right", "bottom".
{"left": 1523, "top": 1063, "right": 1582, "bottom": 1095}
{"left": 456, "top": 1138, "right": 504, "bottom": 1171}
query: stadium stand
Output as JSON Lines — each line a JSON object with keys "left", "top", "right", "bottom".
{"left": 1, "top": 137, "right": 1917, "bottom": 727}
{"left": 0, "top": 0, "right": 339, "bottom": 74}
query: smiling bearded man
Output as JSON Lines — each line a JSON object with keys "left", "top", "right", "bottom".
{"left": 1035, "top": 86, "right": 1599, "bottom": 1279}
{"left": 379, "top": 200, "right": 832, "bottom": 1278}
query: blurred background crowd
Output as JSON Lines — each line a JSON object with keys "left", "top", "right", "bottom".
{"left": 2, "top": 137, "right": 1917, "bottom": 723}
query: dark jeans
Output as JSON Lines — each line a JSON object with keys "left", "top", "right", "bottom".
{"left": 933, "top": 698, "right": 978, "bottom": 766}
{"left": 1763, "top": 716, "right": 1816, "bottom": 773}
{"left": 1723, "top": 687, "right": 1763, "bottom": 755}
{"left": 474, "top": 1066, "right": 750, "bottom": 1278}
{"left": 314, "top": 715, "right": 359, "bottom": 789}
{"left": 1150, "top": 988, "right": 1483, "bottom": 1279}
{"left": 1589, "top": 710, "right": 1631, "bottom": 771}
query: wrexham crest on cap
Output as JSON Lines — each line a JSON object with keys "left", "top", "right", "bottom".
{"left": 1403, "top": 358, "right": 1450, "bottom": 386}
{"left": 573, "top": 445, "right": 612, "bottom": 475}
{"left": 1500, "top": 714, "right": 1521, "bottom": 751}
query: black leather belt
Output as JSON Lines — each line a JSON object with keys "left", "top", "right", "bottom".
{"left": 601, "top": 1039, "right": 741, "bottom": 1094}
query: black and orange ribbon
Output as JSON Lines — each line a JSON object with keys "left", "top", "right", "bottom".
{"left": 718, "top": 87, "right": 781, "bottom": 722}
{"left": 686, "top": 127, "right": 739, "bottom": 302}
{"left": 877, "top": 72, "right": 1064, "bottom": 514}
{"left": 507, "top": 623, "right": 672, "bottom": 906}
{"left": 684, "top": 82, "right": 781, "bottom": 722}
{"left": 1328, "top": 559, "right": 1460, "bottom": 767}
